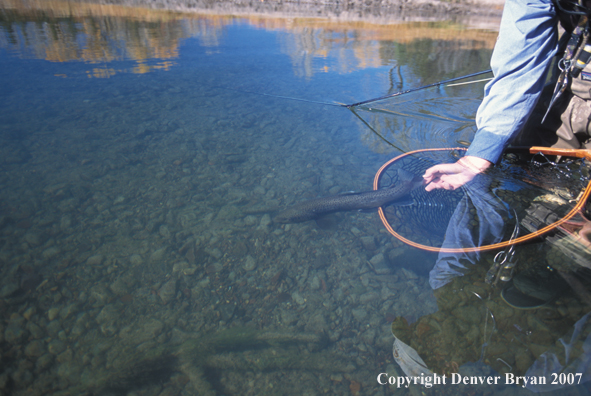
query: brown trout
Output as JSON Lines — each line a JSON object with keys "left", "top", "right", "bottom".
{"left": 274, "top": 169, "right": 424, "bottom": 223}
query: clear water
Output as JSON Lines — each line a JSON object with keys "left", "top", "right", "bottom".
{"left": 1, "top": 2, "right": 591, "bottom": 395}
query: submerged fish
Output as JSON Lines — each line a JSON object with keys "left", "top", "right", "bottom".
{"left": 274, "top": 169, "right": 424, "bottom": 223}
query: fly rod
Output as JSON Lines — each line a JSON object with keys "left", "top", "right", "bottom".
{"left": 344, "top": 69, "right": 493, "bottom": 108}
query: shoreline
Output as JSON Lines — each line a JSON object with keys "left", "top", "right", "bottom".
{"left": 73, "top": 0, "right": 505, "bottom": 29}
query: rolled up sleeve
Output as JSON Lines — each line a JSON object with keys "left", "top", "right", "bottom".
{"left": 466, "top": 0, "right": 559, "bottom": 163}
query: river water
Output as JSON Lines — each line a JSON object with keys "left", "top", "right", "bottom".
{"left": 1, "top": 1, "right": 591, "bottom": 395}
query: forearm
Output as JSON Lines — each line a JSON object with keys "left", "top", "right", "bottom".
{"left": 466, "top": 0, "right": 559, "bottom": 164}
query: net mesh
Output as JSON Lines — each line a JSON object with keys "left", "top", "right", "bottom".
{"left": 375, "top": 148, "right": 591, "bottom": 255}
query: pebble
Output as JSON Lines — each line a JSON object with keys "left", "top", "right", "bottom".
{"left": 46, "top": 320, "right": 63, "bottom": 338}
{"left": 159, "top": 224, "right": 171, "bottom": 239}
{"left": 59, "top": 303, "right": 78, "bottom": 319}
{"left": 129, "top": 254, "right": 143, "bottom": 266}
{"left": 41, "top": 247, "right": 60, "bottom": 260}
{"left": 48, "top": 308, "right": 60, "bottom": 321}
{"left": 305, "top": 312, "right": 328, "bottom": 333}
{"left": 310, "top": 276, "right": 321, "bottom": 290}
{"left": 149, "top": 248, "right": 167, "bottom": 263}
{"left": 243, "top": 255, "right": 256, "bottom": 271}
{"left": 26, "top": 321, "right": 44, "bottom": 339}
{"left": 360, "top": 236, "right": 377, "bottom": 251}
{"left": 56, "top": 348, "right": 73, "bottom": 364}
{"left": 259, "top": 214, "right": 272, "bottom": 228}
{"left": 86, "top": 255, "right": 104, "bottom": 266}
{"left": 119, "top": 318, "right": 164, "bottom": 344}
{"left": 400, "top": 268, "right": 418, "bottom": 280}
{"left": 205, "top": 247, "right": 223, "bottom": 260}
{"left": 159, "top": 279, "right": 178, "bottom": 304}
{"left": 359, "top": 292, "right": 379, "bottom": 304}
{"left": 0, "top": 283, "right": 19, "bottom": 299}
{"left": 291, "top": 291, "right": 305, "bottom": 305}
{"left": 352, "top": 308, "right": 368, "bottom": 322}
{"left": 109, "top": 277, "right": 130, "bottom": 296}
{"left": 24, "top": 232, "right": 43, "bottom": 246}
{"left": 244, "top": 215, "right": 257, "bottom": 226}
{"left": 23, "top": 306, "right": 36, "bottom": 320}
{"left": 48, "top": 339, "right": 67, "bottom": 355}
{"left": 4, "top": 323, "right": 27, "bottom": 343}
{"left": 330, "top": 157, "right": 344, "bottom": 166}
{"left": 368, "top": 253, "right": 391, "bottom": 274}
{"left": 36, "top": 354, "right": 54, "bottom": 372}
{"left": 25, "top": 340, "right": 46, "bottom": 357}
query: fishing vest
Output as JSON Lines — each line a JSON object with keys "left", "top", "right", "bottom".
{"left": 555, "top": 0, "right": 591, "bottom": 99}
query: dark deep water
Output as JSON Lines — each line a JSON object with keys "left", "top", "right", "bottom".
{"left": 2, "top": 1, "right": 591, "bottom": 395}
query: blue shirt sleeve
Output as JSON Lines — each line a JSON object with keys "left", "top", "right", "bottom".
{"left": 465, "top": 0, "right": 559, "bottom": 164}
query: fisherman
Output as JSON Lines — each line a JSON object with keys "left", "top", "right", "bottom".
{"left": 421, "top": 0, "right": 591, "bottom": 308}
{"left": 423, "top": 0, "right": 591, "bottom": 192}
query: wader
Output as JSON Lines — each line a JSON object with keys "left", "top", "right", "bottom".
{"left": 517, "top": 4, "right": 591, "bottom": 150}
{"left": 516, "top": 62, "right": 591, "bottom": 150}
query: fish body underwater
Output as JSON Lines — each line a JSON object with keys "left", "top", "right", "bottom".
{"left": 274, "top": 169, "right": 424, "bottom": 223}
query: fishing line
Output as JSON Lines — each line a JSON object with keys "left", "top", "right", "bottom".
{"left": 345, "top": 69, "right": 493, "bottom": 108}
{"left": 349, "top": 107, "right": 404, "bottom": 152}
{"left": 220, "top": 70, "right": 492, "bottom": 109}
{"left": 217, "top": 86, "right": 346, "bottom": 107}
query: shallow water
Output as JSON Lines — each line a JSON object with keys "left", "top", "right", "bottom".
{"left": 1, "top": 1, "right": 591, "bottom": 396}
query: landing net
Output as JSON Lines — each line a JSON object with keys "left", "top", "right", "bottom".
{"left": 374, "top": 147, "right": 591, "bottom": 254}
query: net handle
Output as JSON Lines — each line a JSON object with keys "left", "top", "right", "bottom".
{"left": 374, "top": 147, "right": 591, "bottom": 253}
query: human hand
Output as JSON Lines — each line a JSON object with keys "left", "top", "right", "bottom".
{"left": 423, "top": 156, "right": 492, "bottom": 191}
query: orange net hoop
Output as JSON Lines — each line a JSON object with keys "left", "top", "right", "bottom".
{"left": 374, "top": 147, "right": 591, "bottom": 253}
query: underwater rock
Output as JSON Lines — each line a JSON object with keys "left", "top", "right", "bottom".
{"left": 400, "top": 268, "right": 418, "bottom": 280}
{"left": 86, "top": 255, "right": 104, "bottom": 266}
{"left": 24, "top": 340, "right": 46, "bottom": 357}
{"left": 243, "top": 255, "right": 256, "bottom": 271}
{"left": 305, "top": 313, "right": 328, "bottom": 334}
{"left": 110, "top": 277, "right": 130, "bottom": 296}
{"left": 26, "top": 321, "right": 43, "bottom": 339}
{"left": 22, "top": 306, "right": 35, "bottom": 320}
{"left": 244, "top": 215, "right": 257, "bottom": 226}
{"left": 46, "top": 320, "right": 63, "bottom": 338}
{"left": 149, "top": 248, "right": 167, "bottom": 264}
{"left": 291, "top": 291, "right": 305, "bottom": 305}
{"left": 159, "top": 279, "right": 178, "bottom": 304}
{"left": 47, "top": 339, "right": 67, "bottom": 355}
{"left": 70, "top": 322, "right": 86, "bottom": 339}
{"left": 120, "top": 318, "right": 164, "bottom": 344}
{"left": 259, "top": 214, "right": 272, "bottom": 230}
{"left": 159, "top": 225, "right": 171, "bottom": 239}
{"left": 281, "top": 310, "right": 297, "bottom": 325}
{"left": 47, "top": 308, "right": 59, "bottom": 321}
{"left": 129, "top": 254, "right": 143, "bottom": 266}
{"left": 36, "top": 354, "right": 54, "bottom": 372}
{"left": 89, "top": 284, "right": 113, "bottom": 307}
{"left": 4, "top": 322, "right": 27, "bottom": 343}
{"left": 310, "top": 275, "right": 321, "bottom": 290}
{"left": 205, "top": 247, "right": 222, "bottom": 260}
{"left": 60, "top": 214, "right": 72, "bottom": 230}
{"left": 359, "top": 292, "right": 379, "bottom": 304}
{"left": 360, "top": 236, "right": 377, "bottom": 251}
{"left": 57, "top": 348, "right": 73, "bottom": 364}
{"left": 96, "top": 304, "right": 120, "bottom": 336}
{"left": 11, "top": 369, "right": 33, "bottom": 388}
{"left": 24, "top": 232, "right": 45, "bottom": 246}
{"left": 0, "top": 282, "right": 19, "bottom": 299}
{"left": 41, "top": 246, "right": 61, "bottom": 260}
{"left": 352, "top": 308, "right": 368, "bottom": 322}
{"left": 368, "top": 253, "right": 391, "bottom": 274}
